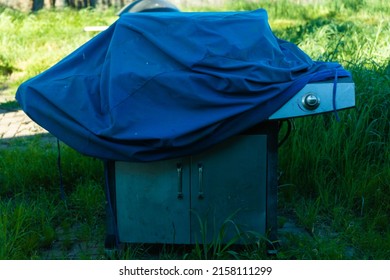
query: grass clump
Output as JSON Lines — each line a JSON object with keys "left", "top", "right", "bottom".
{"left": 0, "top": 194, "right": 59, "bottom": 259}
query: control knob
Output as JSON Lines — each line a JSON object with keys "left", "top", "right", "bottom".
{"left": 302, "top": 93, "right": 320, "bottom": 110}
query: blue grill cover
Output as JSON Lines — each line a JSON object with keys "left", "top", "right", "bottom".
{"left": 16, "top": 9, "right": 350, "bottom": 161}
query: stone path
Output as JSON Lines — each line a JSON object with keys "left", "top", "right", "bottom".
{"left": 0, "top": 95, "right": 51, "bottom": 143}
{"left": 0, "top": 109, "right": 48, "bottom": 138}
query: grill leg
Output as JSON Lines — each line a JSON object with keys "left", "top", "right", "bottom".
{"left": 266, "top": 121, "right": 280, "bottom": 254}
{"left": 103, "top": 160, "right": 119, "bottom": 250}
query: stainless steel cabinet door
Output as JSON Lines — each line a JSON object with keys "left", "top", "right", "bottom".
{"left": 115, "top": 158, "right": 190, "bottom": 244}
{"left": 190, "top": 135, "right": 267, "bottom": 244}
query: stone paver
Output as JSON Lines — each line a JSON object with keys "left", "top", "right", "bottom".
{"left": 0, "top": 110, "right": 48, "bottom": 139}
{"left": 0, "top": 96, "right": 50, "bottom": 142}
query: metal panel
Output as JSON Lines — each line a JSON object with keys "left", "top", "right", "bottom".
{"left": 115, "top": 158, "right": 190, "bottom": 244}
{"left": 112, "top": 134, "right": 270, "bottom": 245}
{"left": 269, "top": 77, "right": 355, "bottom": 120}
{"left": 190, "top": 135, "right": 268, "bottom": 244}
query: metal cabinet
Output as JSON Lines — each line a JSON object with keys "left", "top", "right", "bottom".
{"left": 114, "top": 158, "right": 191, "bottom": 244}
{"left": 189, "top": 135, "right": 267, "bottom": 244}
{"left": 105, "top": 122, "right": 279, "bottom": 246}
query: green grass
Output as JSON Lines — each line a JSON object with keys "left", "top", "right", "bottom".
{"left": 0, "top": 0, "right": 389, "bottom": 259}
{"left": 0, "top": 6, "right": 117, "bottom": 95}
{"left": 0, "top": 141, "right": 106, "bottom": 259}
{"left": 273, "top": 0, "right": 390, "bottom": 258}
{"left": 0, "top": 190, "right": 61, "bottom": 259}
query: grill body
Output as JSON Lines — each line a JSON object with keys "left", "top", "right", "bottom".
{"left": 105, "top": 122, "right": 279, "bottom": 246}
{"left": 104, "top": 77, "right": 355, "bottom": 248}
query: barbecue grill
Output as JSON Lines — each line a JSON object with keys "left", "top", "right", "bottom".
{"left": 102, "top": 1, "right": 355, "bottom": 250}
{"left": 15, "top": 0, "right": 355, "bottom": 252}
{"left": 104, "top": 77, "right": 355, "bottom": 249}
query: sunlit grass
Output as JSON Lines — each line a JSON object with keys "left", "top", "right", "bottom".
{"left": 0, "top": 7, "right": 117, "bottom": 93}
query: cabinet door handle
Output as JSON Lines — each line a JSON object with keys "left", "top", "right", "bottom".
{"left": 177, "top": 163, "right": 183, "bottom": 199}
{"left": 198, "top": 163, "right": 204, "bottom": 199}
